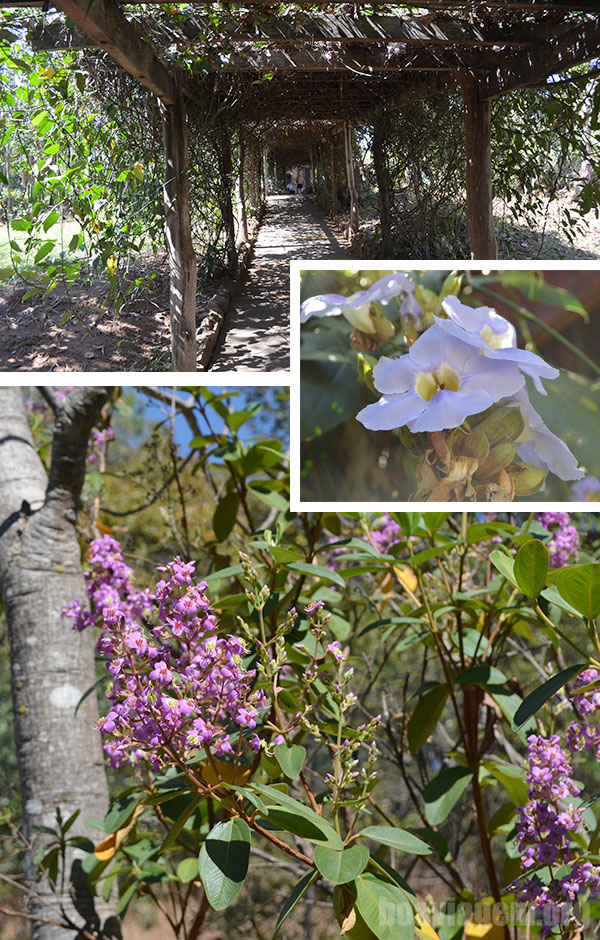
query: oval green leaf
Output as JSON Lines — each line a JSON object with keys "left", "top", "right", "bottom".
{"left": 273, "top": 743, "right": 306, "bottom": 779}
{"left": 514, "top": 539, "right": 549, "bottom": 599}
{"left": 359, "top": 826, "right": 432, "bottom": 856}
{"left": 314, "top": 844, "right": 370, "bottom": 884}
{"left": 354, "top": 872, "right": 415, "bottom": 940}
{"left": 198, "top": 817, "right": 251, "bottom": 910}
{"left": 555, "top": 564, "right": 600, "bottom": 620}
{"left": 423, "top": 767, "right": 473, "bottom": 826}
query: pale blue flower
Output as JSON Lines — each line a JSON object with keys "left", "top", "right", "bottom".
{"left": 571, "top": 476, "right": 600, "bottom": 501}
{"left": 301, "top": 271, "right": 421, "bottom": 334}
{"left": 438, "top": 296, "right": 559, "bottom": 395}
{"left": 356, "top": 325, "right": 525, "bottom": 434}
{"left": 508, "top": 389, "right": 584, "bottom": 481}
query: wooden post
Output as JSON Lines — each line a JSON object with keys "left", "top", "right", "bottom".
{"left": 238, "top": 133, "right": 249, "bottom": 243}
{"left": 219, "top": 131, "right": 238, "bottom": 276}
{"left": 330, "top": 137, "right": 338, "bottom": 217}
{"left": 161, "top": 83, "right": 197, "bottom": 372}
{"left": 373, "top": 108, "right": 392, "bottom": 256}
{"left": 344, "top": 123, "right": 359, "bottom": 236}
{"left": 459, "top": 72, "right": 498, "bottom": 260}
{"left": 263, "top": 150, "right": 269, "bottom": 196}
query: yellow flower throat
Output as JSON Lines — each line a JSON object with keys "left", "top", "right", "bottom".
{"left": 415, "top": 363, "right": 460, "bottom": 401}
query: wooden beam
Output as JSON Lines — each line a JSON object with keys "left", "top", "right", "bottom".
{"left": 161, "top": 84, "right": 197, "bottom": 371}
{"left": 480, "top": 18, "right": 600, "bottom": 99}
{"left": 175, "top": 13, "right": 550, "bottom": 46}
{"left": 460, "top": 72, "right": 498, "bottom": 260}
{"left": 52, "top": 0, "right": 177, "bottom": 104}
{"left": 200, "top": 46, "right": 513, "bottom": 72}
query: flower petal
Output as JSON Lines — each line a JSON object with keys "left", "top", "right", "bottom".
{"left": 372, "top": 355, "right": 416, "bottom": 395}
{"left": 356, "top": 392, "right": 425, "bottom": 431}
{"left": 300, "top": 293, "right": 349, "bottom": 322}
{"left": 407, "top": 388, "right": 494, "bottom": 433}
{"left": 441, "top": 296, "right": 516, "bottom": 347}
{"left": 408, "top": 324, "right": 477, "bottom": 369}
{"left": 510, "top": 389, "right": 584, "bottom": 481}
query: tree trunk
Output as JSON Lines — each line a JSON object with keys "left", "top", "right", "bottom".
{"left": 344, "top": 123, "right": 359, "bottom": 236}
{"left": 0, "top": 387, "right": 119, "bottom": 940}
{"left": 330, "top": 138, "right": 338, "bottom": 217}
{"left": 238, "top": 135, "right": 249, "bottom": 243}
{"left": 373, "top": 110, "right": 392, "bottom": 256}
{"left": 262, "top": 150, "right": 269, "bottom": 196}
{"left": 219, "top": 131, "right": 238, "bottom": 276}
{"left": 459, "top": 72, "right": 498, "bottom": 260}
{"left": 161, "top": 82, "right": 197, "bottom": 371}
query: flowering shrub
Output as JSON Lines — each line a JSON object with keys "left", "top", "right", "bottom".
{"left": 51, "top": 510, "right": 600, "bottom": 940}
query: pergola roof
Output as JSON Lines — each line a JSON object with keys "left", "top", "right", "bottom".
{"left": 15, "top": 1, "right": 600, "bottom": 124}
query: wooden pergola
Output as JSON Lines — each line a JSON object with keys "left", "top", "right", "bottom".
{"left": 11, "top": 1, "right": 600, "bottom": 370}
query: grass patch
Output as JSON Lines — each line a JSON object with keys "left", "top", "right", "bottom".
{"left": 0, "top": 219, "right": 85, "bottom": 271}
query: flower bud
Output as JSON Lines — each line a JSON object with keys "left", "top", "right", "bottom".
{"left": 476, "top": 443, "right": 516, "bottom": 481}
{"left": 356, "top": 352, "right": 378, "bottom": 395}
{"left": 512, "top": 462, "right": 547, "bottom": 497}
{"left": 472, "top": 405, "right": 524, "bottom": 445}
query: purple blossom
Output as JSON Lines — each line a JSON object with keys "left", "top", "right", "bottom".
{"left": 70, "top": 548, "right": 267, "bottom": 771}
{"left": 535, "top": 512, "right": 580, "bottom": 568}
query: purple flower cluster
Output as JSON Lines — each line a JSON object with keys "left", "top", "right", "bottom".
{"left": 63, "top": 535, "right": 153, "bottom": 633}
{"left": 88, "top": 425, "right": 114, "bottom": 465}
{"left": 513, "top": 672, "right": 600, "bottom": 936}
{"left": 369, "top": 514, "right": 403, "bottom": 553}
{"left": 567, "top": 668, "right": 600, "bottom": 758}
{"left": 95, "top": 557, "right": 266, "bottom": 770}
{"left": 535, "top": 512, "right": 580, "bottom": 568}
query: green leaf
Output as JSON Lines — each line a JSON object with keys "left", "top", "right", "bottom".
{"left": 176, "top": 857, "right": 198, "bottom": 884}
{"left": 43, "top": 210, "right": 60, "bottom": 232}
{"left": 555, "top": 564, "right": 600, "bottom": 620}
{"left": 407, "top": 684, "right": 448, "bottom": 754}
{"left": 288, "top": 561, "right": 345, "bottom": 589}
{"left": 34, "top": 241, "right": 55, "bottom": 263}
{"left": 390, "top": 513, "right": 421, "bottom": 537}
{"left": 483, "top": 761, "right": 528, "bottom": 807}
{"left": 314, "top": 844, "right": 369, "bottom": 884}
{"left": 359, "top": 826, "right": 432, "bottom": 856}
{"left": 212, "top": 492, "right": 240, "bottom": 541}
{"left": 198, "top": 817, "right": 251, "bottom": 911}
{"left": 513, "top": 663, "right": 589, "bottom": 729}
{"left": 514, "top": 540, "right": 549, "bottom": 599}
{"left": 104, "top": 793, "right": 141, "bottom": 834}
{"left": 423, "top": 767, "right": 473, "bottom": 826}
{"left": 273, "top": 743, "right": 306, "bottom": 779}
{"left": 540, "top": 585, "right": 582, "bottom": 617}
{"left": 354, "top": 872, "right": 415, "bottom": 940}
{"left": 489, "top": 550, "right": 518, "bottom": 587}
{"left": 161, "top": 795, "right": 203, "bottom": 850}
{"left": 455, "top": 665, "right": 507, "bottom": 687}
{"left": 264, "top": 807, "right": 341, "bottom": 847}
{"left": 251, "top": 783, "right": 342, "bottom": 847}
{"left": 273, "top": 869, "right": 319, "bottom": 938}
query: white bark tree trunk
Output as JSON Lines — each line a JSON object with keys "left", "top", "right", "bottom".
{"left": 0, "top": 387, "right": 120, "bottom": 940}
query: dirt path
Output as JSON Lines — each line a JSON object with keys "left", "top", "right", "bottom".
{"left": 209, "top": 195, "right": 351, "bottom": 372}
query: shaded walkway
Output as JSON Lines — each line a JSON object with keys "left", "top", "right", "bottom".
{"left": 209, "top": 195, "right": 351, "bottom": 372}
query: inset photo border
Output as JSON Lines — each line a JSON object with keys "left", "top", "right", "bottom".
{"left": 290, "top": 260, "right": 600, "bottom": 512}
